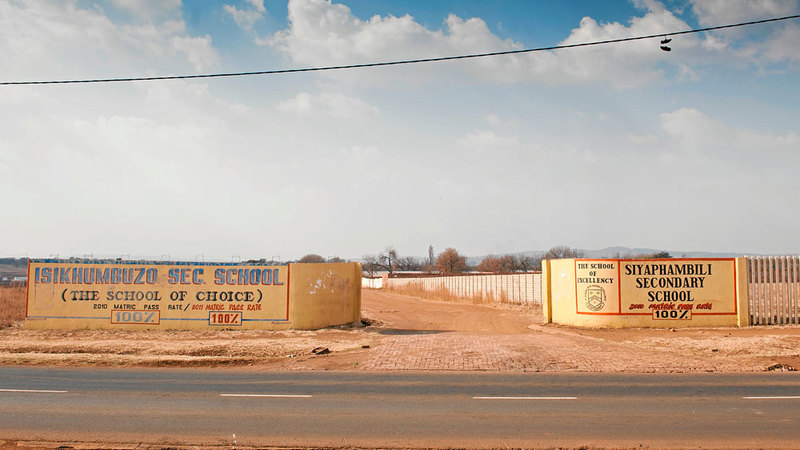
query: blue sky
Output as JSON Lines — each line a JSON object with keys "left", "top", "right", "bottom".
{"left": 1, "top": 0, "right": 799, "bottom": 261}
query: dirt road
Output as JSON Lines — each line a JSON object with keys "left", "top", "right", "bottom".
{"left": 2, "top": 288, "right": 799, "bottom": 372}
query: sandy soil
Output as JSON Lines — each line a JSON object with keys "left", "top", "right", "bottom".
{"left": 3, "top": 290, "right": 800, "bottom": 449}
{"left": 1, "top": 289, "right": 799, "bottom": 372}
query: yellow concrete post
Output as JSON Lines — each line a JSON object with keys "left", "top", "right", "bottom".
{"left": 735, "top": 257, "right": 750, "bottom": 327}
{"left": 542, "top": 259, "right": 552, "bottom": 324}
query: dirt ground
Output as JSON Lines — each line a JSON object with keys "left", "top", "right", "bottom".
{"left": 1, "top": 288, "right": 800, "bottom": 372}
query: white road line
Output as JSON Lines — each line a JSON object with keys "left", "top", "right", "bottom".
{"left": 473, "top": 396, "right": 577, "bottom": 400}
{"left": 0, "top": 389, "right": 68, "bottom": 393}
{"left": 220, "top": 394, "right": 312, "bottom": 398}
{"left": 743, "top": 396, "right": 800, "bottom": 399}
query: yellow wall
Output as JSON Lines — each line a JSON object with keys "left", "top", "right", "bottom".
{"left": 542, "top": 258, "right": 749, "bottom": 328}
{"left": 289, "top": 262, "right": 362, "bottom": 330}
{"left": 25, "top": 261, "right": 361, "bottom": 330}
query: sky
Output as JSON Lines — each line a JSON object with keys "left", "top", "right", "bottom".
{"left": 1, "top": 0, "right": 799, "bottom": 261}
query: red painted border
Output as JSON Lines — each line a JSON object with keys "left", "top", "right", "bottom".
{"left": 25, "top": 259, "right": 31, "bottom": 319}
{"left": 285, "top": 263, "right": 291, "bottom": 321}
{"left": 574, "top": 258, "right": 738, "bottom": 316}
{"left": 208, "top": 310, "right": 242, "bottom": 326}
{"left": 574, "top": 258, "right": 622, "bottom": 315}
{"left": 573, "top": 260, "right": 579, "bottom": 315}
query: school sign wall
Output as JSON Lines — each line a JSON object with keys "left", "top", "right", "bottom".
{"left": 26, "top": 260, "right": 361, "bottom": 330}
{"left": 542, "top": 258, "right": 749, "bottom": 328}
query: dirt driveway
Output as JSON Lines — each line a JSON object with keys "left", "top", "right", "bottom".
{"left": 1, "top": 289, "right": 799, "bottom": 372}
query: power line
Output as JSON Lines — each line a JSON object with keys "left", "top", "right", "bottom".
{"left": 1, "top": 14, "right": 798, "bottom": 86}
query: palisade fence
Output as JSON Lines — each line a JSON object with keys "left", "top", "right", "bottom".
{"left": 384, "top": 272, "right": 542, "bottom": 305}
{"left": 747, "top": 256, "right": 800, "bottom": 325}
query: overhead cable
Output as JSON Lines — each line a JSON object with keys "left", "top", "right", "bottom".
{"left": 1, "top": 14, "right": 798, "bottom": 86}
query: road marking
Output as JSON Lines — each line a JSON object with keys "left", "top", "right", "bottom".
{"left": 743, "top": 396, "right": 800, "bottom": 399}
{"left": 220, "top": 394, "right": 312, "bottom": 398}
{"left": 0, "top": 389, "right": 68, "bottom": 393}
{"left": 473, "top": 396, "right": 577, "bottom": 400}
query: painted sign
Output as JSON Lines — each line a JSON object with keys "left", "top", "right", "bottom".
{"left": 574, "top": 259, "right": 738, "bottom": 320}
{"left": 26, "top": 261, "right": 290, "bottom": 328}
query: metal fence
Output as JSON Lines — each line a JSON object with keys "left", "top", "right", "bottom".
{"left": 747, "top": 256, "right": 800, "bottom": 325}
{"left": 385, "top": 272, "right": 542, "bottom": 305}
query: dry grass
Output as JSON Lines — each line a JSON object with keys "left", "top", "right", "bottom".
{"left": 386, "top": 283, "right": 506, "bottom": 305}
{"left": 0, "top": 286, "right": 26, "bottom": 328}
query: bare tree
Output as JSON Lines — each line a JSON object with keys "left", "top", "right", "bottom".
{"left": 435, "top": 248, "right": 467, "bottom": 274}
{"left": 378, "top": 246, "right": 398, "bottom": 273}
{"left": 542, "top": 246, "right": 585, "bottom": 260}
{"left": 477, "top": 255, "right": 501, "bottom": 273}
{"left": 478, "top": 255, "right": 521, "bottom": 273}
{"left": 396, "top": 256, "right": 421, "bottom": 271}
{"left": 515, "top": 254, "right": 535, "bottom": 271}
{"left": 362, "top": 254, "right": 380, "bottom": 276}
{"left": 298, "top": 254, "right": 325, "bottom": 263}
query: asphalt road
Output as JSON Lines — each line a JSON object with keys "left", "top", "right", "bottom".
{"left": 1, "top": 367, "right": 800, "bottom": 448}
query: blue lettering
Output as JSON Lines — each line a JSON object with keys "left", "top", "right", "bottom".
{"left": 59, "top": 268, "right": 71, "bottom": 284}
{"left": 192, "top": 268, "right": 204, "bottom": 285}
{"left": 146, "top": 268, "right": 157, "bottom": 284}
{"left": 71, "top": 267, "right": 83, "bottom": 284}
{"left": 274, "top": 268, "right": 284, "bottom": 286}
{"left": 168, "top": 268, "right": 180, "bottom": 284}
{"left": 97, "top": 269, "right": 109, "bottom": 284}
{"left": 237, "top": 269, "right": 249, "bottom": 285}
{"left": 110, "top": 268, "right": 121, "bottom": 284}
{"left": 214, "top": 269, "right": 225, "bottom": 285}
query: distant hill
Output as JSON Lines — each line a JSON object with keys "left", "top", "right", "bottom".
{"left": 580, "top": 246, "right": 751, "bottom": 259}
{"left": 467, "top": 246, "right": 759, "bottom": 265}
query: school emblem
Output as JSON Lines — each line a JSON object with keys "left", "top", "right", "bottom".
{"left": 585, "top": 285, "right": 606, "bottom": 311}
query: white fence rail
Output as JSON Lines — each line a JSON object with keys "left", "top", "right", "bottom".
{"left": 747, "top": 256, "right": 800, "bottom": 325}
{"left": 385, "top": 272, "right": 542, "bottom": 305}
{"left": 361, "top": 277, "right": 383, "bottom": 289}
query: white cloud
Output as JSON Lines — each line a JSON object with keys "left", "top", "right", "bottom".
{"left": 224, "top": 0, "right": 266, "bottom": 31}
{"left": 109, "top": 0, "right": 182, "bottom": 22}
{"left": 690, "top": 0, "right": 798, "bottom": 27}
{"left": 760, "top": 22, "right": 800, "bottom": 64}
{"left": 485, "top": 114, "right": 502, "bottom": 125}
{"left": 659, "top": 107, "right": 799, "bottom": 164}
{"left": 265, "top": 0, "right": 800, "bottom": 89}
{"left": 689, "top": 0, "right": 800, "bottom": 67}
{"left": 265, "top": 0, "right": 522, "bottom": 84}
{"left": 535, "top": 6, "right": 700, "bottom": 87}
{"left": 277, "top": 92, "right": 379, "bottom": 119}
{"left": 172, "top": 35, "right": 218, "bottom": 71}
{"left": 0, "top": 0, "right": 218, "bottom": 79}
{"left": 265, "top": 0, "right": 711, "bottom": 88}
{"left": 248, "top": 0, "right": 266, "bottom": 13}
{"left": 458, "top": 130, "right": 520, "bottom": 149}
